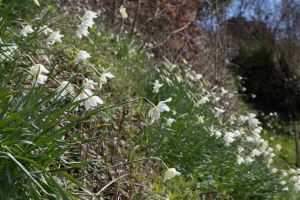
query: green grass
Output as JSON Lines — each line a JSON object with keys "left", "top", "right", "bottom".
{"left": 263, "top": 132, "right": 296, "bottom": 167}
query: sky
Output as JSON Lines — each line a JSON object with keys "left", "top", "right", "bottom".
{"left": 198, "top": 0, "right": 284, "bottom": 31}
{"left": 226, "top": 0, "right": 281, "bottom": 19}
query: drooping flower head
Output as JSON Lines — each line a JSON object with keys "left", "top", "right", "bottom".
{"left": 84, "top": 96, "right": 103, "bottom": 110}
{"left": 74, "top": 89, "right": 93, "bottom": 103}
{"left": 163, "top": 168, "right": 181, "bottom": 182}
{"left": 82, "top": 10, "right": 97, "bottom": 21}
{"left": 76, "top": 10, "right": 98, "bottom": 39}
{"left": 29, "top": 64, "right": 49, "bottom": 85}
{"left": 100, "top": 72, "right": 115, "bottom": 83}
{"left": 56, "top": 81, "right": 74, "bottom": 99}
{"left": 99, "top": 72, "right": 115, "bottom": 87}
{"left": 148, "top": 97, "right": 172, "bottom": 124}
{"left": 20, "top": 25, "right": 34, "bottom": 37}
{"left": 76, "top": 24, "right": 90, "bottom": 39}
{"left": 83, "top": 78, "right": 97, "bottom": 90}
{"left": 74, "top": 50, "right": 91, "bottom": 64}
{"left": 30, "top": 64, "right": 49, "bottom": 75}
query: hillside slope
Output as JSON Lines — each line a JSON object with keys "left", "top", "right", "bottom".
{"left": 0, "top": 1, "right": 300, "bottom": 199}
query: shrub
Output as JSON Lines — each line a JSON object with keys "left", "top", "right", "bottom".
{"left": 232, "top": 44, "right": 300, "bottom": 121}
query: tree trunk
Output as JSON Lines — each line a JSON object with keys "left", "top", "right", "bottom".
{"left": 293, "top": 121, "right": 300, "bottom": 167}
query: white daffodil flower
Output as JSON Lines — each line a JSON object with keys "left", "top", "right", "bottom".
{"left": 152, "top": 80, "right": 163, "bottom": 93}
{"left": 82, "top": 10, "right": 97, "bottom": 21}
{"left": 250, "top": 149, "right": 262, "bottom": 158}
{"left": 73, "top": 87, "right": 102, "bottom": 110}
{"left": 76, "top": 24, "right": 90, "bottom": 39}
{"left": 166, "top": 118, "right": 175, "bottom": 126}
{"left": 20, "top": 25, "right": 34, "bottom": 37}
{"left": 245, "top": 156, "right": 254, "bottom": 164}
{"left": 236, "top": 155, "right": 245, "bottom": 165}
{"left": 197, "top": 95, "right": 210, "bottom": 106}
{"left": 119, "top": 5, "right": 128, "bottom": 19}
{"left": 163, "top": 168, "right": 181, "bottom": 182}
{"left": 33, "top": 0, "right": 40, "bottom": 6}
{"left": 76, "top": 10, "right": 97, "bottom": 39}
{"left": 30, "top": 64, "right": 49, "bottom": 75}
{"left": 194, "top": 73, "right": 203, "bottom": 81}
{"left": 40, "top": 25, "right": 53, "bottom": 35}
{"left": 283, "top": 187, "right": 289, "bottom": 191}
{"left": 148, "top": 98, "right": 172, "bottom": 124}
{"left": 99, "top": 72, "right": 115, "bottom": 87}
{"left": 213, "top": 107, "right": 225, "bottom": 118}
{"left": 207, "top": 126, "right": 222, "bottom": 138}
{"left": 83, "top": 78, "right": 97, "bottom": 90}
{"left": 74, "top": 89, "right": 93, "bottom": 103}
{"left": 247, "top": 113, "right": 260, "bottom": 129}
{"left": 29, "top": 64, "right": 49, "bottom": 85}
{"left": 223, "top": 131, "right": 235, "bottom": 146}
{"left": 56, "top": 81, "right": 74, "bottom": 99}
{"left": 35, "top": 74, "right": 48, "bottom": 85}
{"left": 74, "top": 50, "right": 91, "bottom": 64}
{"left": 84, "top": 96, "right": 103, "bottom": 110}
{"left": 46, "top": 31, "right": 63, "bottom": 45}
{"left": 271, "top": 168, "right": 278, "bottom": 174}
{"left": 280, "top": 181, "right": 287, "bottom": 185}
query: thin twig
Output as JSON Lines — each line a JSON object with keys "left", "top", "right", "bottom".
{"left": 147, "top": 20, "right": 194, "bottom": 50}
{"left": 130, "top": 0, "right": 141, "bottom": 39}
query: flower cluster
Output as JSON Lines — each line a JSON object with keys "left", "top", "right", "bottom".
{"left": 152, "top": 57, "right": 300, "bottom": 193}
{"left": 11, "top": 5, "right": 300, "bottom": 196}
{"left": 16, "top": 9, "right": 115, "bottom": 113}
{"left": 76, "top": 10, "right": 97, "bottom": 39}
{"left": 72, "top": 78, "right": 104, "bottom": 110}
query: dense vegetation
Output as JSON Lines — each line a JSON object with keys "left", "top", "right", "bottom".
{"left": 0, "top": 0, "right": 300, "bottom": 199}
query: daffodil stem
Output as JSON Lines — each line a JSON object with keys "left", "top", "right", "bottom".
{"left": 19, "top": 68, "right": 34, "bottom": 77}
{"left": 141, "top": 97, "right": 156, "bottom": 107}
{"left": 23, "top": 54, "right": 36, "bottom": 65}
{"left": 99, "top": 97, "right": 155, "bottom": 112}
{"left": 89, "top": 65, "right": 102, "bottom": 76}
